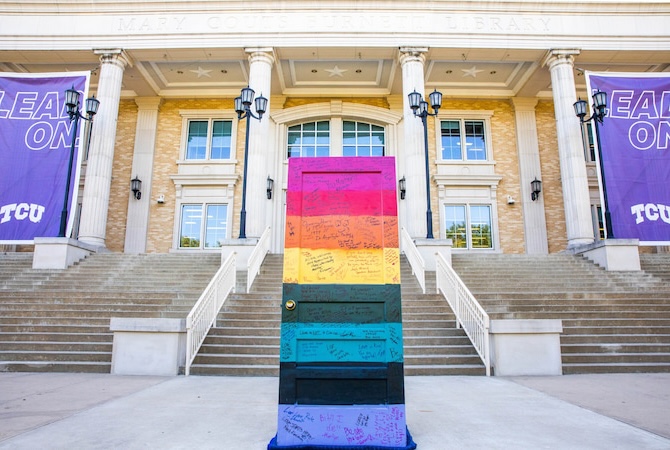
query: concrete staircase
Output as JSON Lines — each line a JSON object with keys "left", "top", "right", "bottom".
{"left": 189, "top": 254, "right": 486, "bottom": 376}
{"left": 0, "top": 252, "right": 220, "bottom": 373}
{"left": 3, "top": 251, "right": 668, "bottom": 376}
{"left": 451, "top": 253, "right": 670, "bottom": 374}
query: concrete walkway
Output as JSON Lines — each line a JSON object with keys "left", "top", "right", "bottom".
{"left": 0, "top": 373, "right": 668, "bottom": 449}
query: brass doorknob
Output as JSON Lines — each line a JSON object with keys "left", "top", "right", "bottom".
{"left": 285, "top": 300, "right": 296, "bottom": 311}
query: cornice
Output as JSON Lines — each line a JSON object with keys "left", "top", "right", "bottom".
{"left": 2, "top": 1, "right": 670, "bottom": 15}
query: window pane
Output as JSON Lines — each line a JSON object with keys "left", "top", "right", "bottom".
{"left": 470, "top": 205, "right": 492, "bottom": 249}
{"left": 343, "top": 132, "right": 356, "bottom": 145}
{"left": 287, "top": 132, "right": 301, "bottom": 146}
{"left": 465, "top": 121, "right": 487, "bottom": 160}
{"left": 343, "top": 146, "right": 356, "bottom": 156}
{"left": 343, "top": 121, "right": 356, "bottom": 131}
{"left": 180, "top": 205, "right": 202, "bottom": 248}
{"left": 286, "top": 121, "right": 330, "bottom": 158}
{"left": 371, "top": 132, "right": 385, "bottom": 146}
{"left": 205, "top": 204, "right": 227, "bottom": 248}
{"left": 210, "top": 120, "right": 232, "bottom": 159}
{"left": 186, "top": 121, "right": 208, "bottom": 159}
{"left": 445, "top": 205, "right": 467, "bottom": 249}
{"left": 441, "top": 120, "right": 462, "bottom": 160}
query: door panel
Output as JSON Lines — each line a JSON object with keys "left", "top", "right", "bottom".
{"left": 274, "top": 157, "right": 407, "bottom": 448}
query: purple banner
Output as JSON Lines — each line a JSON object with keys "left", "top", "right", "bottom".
{"left": 586, "top": 72, "right": 670, "bottom": 244}
{"left": 0, "top": 72, "right": 90, "bottom": 242}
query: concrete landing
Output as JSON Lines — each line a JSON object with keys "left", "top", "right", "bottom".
{"left": 0, "top": 373, "right": 668, "bottom": 449}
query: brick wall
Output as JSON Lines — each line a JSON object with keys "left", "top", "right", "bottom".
{"left": 109, "top": 95, "right": 570, "bottom": 254}
{"left": 536, "top": 100, "right": 568, "bottom": 253}
{"left": 105, "top": 100, "right": 137, "bottom": 252}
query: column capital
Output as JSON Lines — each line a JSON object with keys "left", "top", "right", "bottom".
{"left": 94, "top": 49, "right": 132, "bottom": 69}
{"left": 134, "top": 97, "right": 163, "bottom": 110}
{"left": 245, "top": 47, "right": 275, "bottom": 66}
{"left": 542, "top": 49, "right": 580, "bottom": 70}
{"left": 511, "top": 97, "right": 539, "bottom": 112}
{"left": 398, "top": 47, "right": 428, "bottom": 66}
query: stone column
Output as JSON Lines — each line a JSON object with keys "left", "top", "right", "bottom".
{"left": 244, "top": 48, "right": 274, "bottom": 238}
{"left": 543, "top": 49, "right": 594, "bottom": 249}
{"left": 124, "top": 97, "right": 162, "bottom": 253}
{"left": 511, "top": 98, "right": 549, "bottom": 254}
{"left": 399, "top": 47, "right": 430, "bottom": 239}
{"left": 78, "top": 49, "right": 130, "bottom": 247}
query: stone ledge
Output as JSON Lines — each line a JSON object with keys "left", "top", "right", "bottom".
{"left": 490, "top": 319, "right": 563, "bottom": 334}
{"left": 490, "top": 319, "right": 563, "bottom": 376}
{"left": 110, "top": 317, "right": 186, "bottom": 333}
{"left": 573, "top": 239, "right": 640, "bottom": 271}
{"left": 110, "top": 317, "right": 187, "bottom": 376}
{"left": 32, "top": 237, "right": 99, "bottom": 269}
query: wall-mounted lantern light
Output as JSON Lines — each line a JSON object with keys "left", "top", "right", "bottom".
{"left": 531, "top": 178, "right": 542, "bottom": 201}
{"left": 399, "top": 176, "right": 406, "bottom": 200}
{"left": 267, "top": 176, "right": 274, "bottom": 199}
{"left": 131, "top": 176, "right": 142, "bottom": 200}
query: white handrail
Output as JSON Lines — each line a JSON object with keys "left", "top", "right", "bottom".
{"left": 435, "top": 252, "right": 491, "bottom": 376}
{"left": 185, "top": 252, "right": 236, "bottom": 376}
{"left": 400, "top": 227, "right": 426, "bottom": 294}
{"left": 247, "top": 226, "right": 271, "bottom": 293}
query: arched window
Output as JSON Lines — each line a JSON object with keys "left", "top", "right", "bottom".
{"left": 285, "top": 119, "right": 386, "bottom": 158}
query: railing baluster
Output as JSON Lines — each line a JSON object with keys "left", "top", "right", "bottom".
{"left": 435, "top": 253, "right": 490, "bottom": 376}
{"left": 185, "top": 252, "right": 236, "bottom": 376}
{"left": 400, "top": 227, "right": 426, "bottom": 294}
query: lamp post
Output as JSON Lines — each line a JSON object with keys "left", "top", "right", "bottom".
{"left": 60, "top": 86, "right": 99, "bottom": 238}
{"left": 574, "top": 90, "right": 612, "bottom": 238}
{"left": 408, "top": 89, "right": 442, "bottom": 239}
{"left": 235, "top": 86, "right": 268, "bottom": 239}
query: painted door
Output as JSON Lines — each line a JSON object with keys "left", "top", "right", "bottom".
{"left": 273, "top": 157, "right": 408, "bottom": 448}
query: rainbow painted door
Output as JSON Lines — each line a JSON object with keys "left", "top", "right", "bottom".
{"left": 273, "top": 157, "right": 408, "bottom": 448}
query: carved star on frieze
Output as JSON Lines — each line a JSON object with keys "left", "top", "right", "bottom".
{"left": 190, "top": 66, "right": 212, "bottom": 78}
{"left": 461, "top": 66, "right": 484, "bottom": 78}
{"left": 325, "top": 65, "right": 348, "bottom": 77}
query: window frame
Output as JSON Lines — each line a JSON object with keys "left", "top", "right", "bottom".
{"left": 178, "top": 202, "right": 230, "bottom": 250}
{"left": 437, "top": 111, "right": 494, "bottom": 163}
{"left": 342, "top": 120, "right": 386, "bottom": 157}
{"left": 178, "top": 110, "right": 238, "bottom": 163}
{"left": 286, "top": 120, "right": 331, "bottom": 158}
{"left": 444, "top": 203, "right": 494, "bottom": 250}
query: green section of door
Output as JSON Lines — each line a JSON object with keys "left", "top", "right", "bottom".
{"left": 281, "top": 284, "right": 401, "bottom": 323}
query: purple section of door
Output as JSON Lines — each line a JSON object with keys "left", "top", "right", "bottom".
{"left": 277, "top": 404, "right": 407, "bottom": 447}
